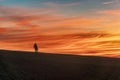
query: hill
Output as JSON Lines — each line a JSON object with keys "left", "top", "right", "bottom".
{"left": 0, "top": 50, "right": 120, "bottom": 80}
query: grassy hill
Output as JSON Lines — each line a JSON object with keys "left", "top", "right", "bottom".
{"left": 0, "top": 50, "right": 120, "bottom": 80}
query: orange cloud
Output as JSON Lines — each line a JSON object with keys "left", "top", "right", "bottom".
{"left": 0, "top": 28, "right": 7, "bottom": 34}
{"left": 1, "top": 24, "right": 120, "bottom": 58}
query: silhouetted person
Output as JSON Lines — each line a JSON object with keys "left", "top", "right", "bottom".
{"left": 33, "top": 43, "right": 38, "bottom": 53}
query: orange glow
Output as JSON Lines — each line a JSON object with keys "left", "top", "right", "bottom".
{"left": 0, "top": 28, "right": 7, "bottom": 33}
{"left": 0, "top": 5, "right": 120, "bottom": 58}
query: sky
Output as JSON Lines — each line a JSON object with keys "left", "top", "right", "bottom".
{"left": 0, "top": 0, "right": 120, "bottom": 58}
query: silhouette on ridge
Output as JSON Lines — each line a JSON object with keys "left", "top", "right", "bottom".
{"left": 33, "top": 43, "right": 38, "bottom": 53}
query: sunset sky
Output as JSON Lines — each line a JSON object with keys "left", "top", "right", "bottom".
{"left": 0, "top": 0, "right": 120, "bottom": 57}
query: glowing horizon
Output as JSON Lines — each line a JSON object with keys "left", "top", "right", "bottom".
{"left": 0, "top": 0, "right": 120, "bottom": 58}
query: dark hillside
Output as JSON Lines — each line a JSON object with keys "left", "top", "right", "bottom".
{"left": 0, "top": 50, "right": 120, "bottom": 80}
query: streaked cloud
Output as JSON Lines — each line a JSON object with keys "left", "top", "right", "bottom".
{"left": 97, "top": 10, "right": 120, "bottom": 16}
{"left": 0, "top": 5, "right": 103, "bottom": 30}
{"left": 102, "top": 0, "right": 119, "bottom": 5}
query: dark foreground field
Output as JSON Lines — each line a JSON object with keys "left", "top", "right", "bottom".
{"left": 0, "top": 50, "right": 120, "bottom": 80}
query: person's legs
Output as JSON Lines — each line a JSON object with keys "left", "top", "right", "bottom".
{"left": 35, "top": 49, "right": 38, "bottom": 53}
